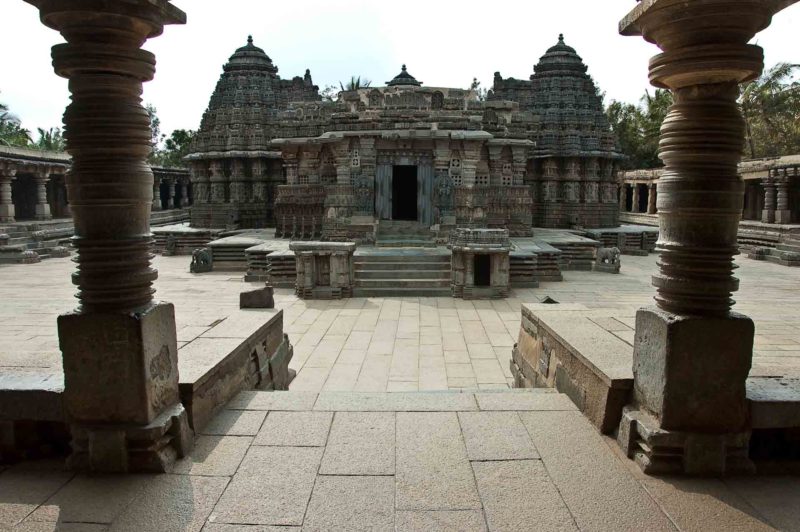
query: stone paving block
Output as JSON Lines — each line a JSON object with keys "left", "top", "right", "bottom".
{"left": 473, "top": 460, "right": 577, "bottom": 531}
{"left": 320, "top": 412, "right": 395, "bottom": 475}
{"left": 253, "top": 411, "right": 332, "bottom": 447}
{"left": 314, "top": 391, "right": 477, "bottom": 412}
{"left": 0, "top": 470, "right": 73, "bottom": 528}
{"left": 458, "top": 412, "right": 538, "bottom": 461}
{"left": 337, "top": 348, "right": 367, "bottom": 365}
{"left": 210, "top": 446, "right": 323, "bottom": 526}
{"left": 446, "top": 363, "right": 474, "bottom": 379}
{"left": 111, "top": 474, "right": 227, "bottom": 532}
{"left": 476, "top": 391, "right": 576, "bottom": 411}
{"left": 203, "top": 524, "right": 298, "bottom": 531}
{"left": 642, "top": 478, "right": 775, "bottom": 531}
{"left": 395, "top": 510, "right": 486, "bottom": 532}
{"left": 16, "top": 521, "right": 108, "bottom": 531}
{"left": 443, "top": 350, "right": 470, "bottom": 363}
{"left": 172, "top": 435, "right": 252, "bottom": 476}
{"left": 321, "top": 363, "right": 361, "bottom": 391}
{"left": 226, "top": 391, "right": 318, "bottom": 411}
{"left": 471, "top": 359, "right": 507, "bottom": 384}
{"left": 200, "top": 410, "right": 267, "bottom": 436}
{"left": 303, "top": 476, "right": 394, "bottom": 532}
{"left": 353, "top": 355, "right": 391, "bottom": 391}
{"left": 467, "top": 343, "right": 495, "bottom": 359}
{"left": 27, "top": 474, "right": 149, "bottom": 525}
{"left": 396, "top": 412, "right": 481, "bottom": 510}
{"left": 287, "top": 366, "right": 329, "bottom": 392}
{"left": 520, "top": 411, "right": 674, "bottom": 531}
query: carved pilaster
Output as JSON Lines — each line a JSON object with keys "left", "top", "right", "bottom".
{"left": 210, "top": 160, "right": 227, "bottom": 202}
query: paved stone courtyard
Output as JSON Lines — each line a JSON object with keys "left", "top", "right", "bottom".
{"left": 1, "top": 389, "right": 798, "bottom": 531}
{"left": 2, "top": 251, "right": 799, "bottom": 388}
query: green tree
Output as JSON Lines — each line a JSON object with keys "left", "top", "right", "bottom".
{"left": 320, "top": 84, "right": 339, "bottom": 102}
{"left": 606, "top": 89, "right": 673, "bottom": 169}
{"left": 34, "top": 127, "right": 65, "bottom": 152}
{"left": 469, "top": 78, "right": 488, "bottom": 101}
{"left": 157, "top": 129, "right": 196, "bottom": 168}
{"left": 740, "top": 62, "right": 800, "bottom": 158}
{"left": 339, "top": 76, "right": 371, "bottom": 91}
{"left": 0, "top": 97, "right": 32, "bottom": 148}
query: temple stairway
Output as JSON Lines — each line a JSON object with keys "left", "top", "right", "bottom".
{"left": 375, "top": 220, "right": 436, "bottom": 248}
{"left": 353, "top": 248, "right": 452, "bottom": 297}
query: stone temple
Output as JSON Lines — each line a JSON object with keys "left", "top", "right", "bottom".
{"left": 186, "top": 34, "right": 623, "bottom": 241}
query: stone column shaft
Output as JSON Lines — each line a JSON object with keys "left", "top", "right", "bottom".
{"left": 34, "top": 169, "right": 52, "bottom": 220}
{"left": 152, "top": 178, "right": 162, "bottom": 210}
{"left": 167, "top": 179, "right": 176, "bottom": 209}
{"left": 647, "top": 183, "right": 657, "bottom": 215}
{"left": 762, "top": 174, "right": 776, "bottom": 223}
{"left": 27, "top": 0, "right": 190, "bottom": 473}
{"left": 775, "top": 170, "right": 791, "bottom": 223}
{"left": 0, "top": 167, "right": 16, "bottom": 223}
{"left": 631, "top": 184, "right": 640, "bottom": 213}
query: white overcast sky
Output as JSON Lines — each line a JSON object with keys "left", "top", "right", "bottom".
{"left": 2, "top": 0, "right": 798, "bottom": 139}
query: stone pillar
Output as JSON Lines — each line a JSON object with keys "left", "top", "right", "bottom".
{"left": 616, "top": 0, "right": 790, "bottom": 475}
{"left": 647, "top": 183, "right": 657, "bottom": 215}
{"left": 152, "top": 177, "right": 162, "bottom": 211}
{"left": 0, "top": 165, "right": 16, "bottom": 223}
{"left": 631, "top": 184, "right": 640, "bottom": 213}
{"left": 775, "top": 169, "right": 791, "bottom": 224}
{"left": 27, "top": 0, "right": 191, "bottom": 472}
{"left": 619, "top": 184, "right": 627, "bottom": 212}
{"left": 167, "top": 179, "right": 177, "bottom": 209}
{"left": 762, "top": 172, "right": 776, "bottom": 223}
{"left": 465, "top": 252, "right": 474, "bottom": 287}
{"left": 179, "top": 181, "right": 189, "bottom": 208}
{"left": 34, "top": 168, "right": 52, "bottom": 220}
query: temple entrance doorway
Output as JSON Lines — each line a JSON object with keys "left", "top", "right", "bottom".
{"left": 474, "top": 254, "right": 491, "bottom": 287}
{"left": 392, "top": 165, "right": 418, "bottom": 221}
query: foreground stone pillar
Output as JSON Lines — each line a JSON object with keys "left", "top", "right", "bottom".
{"left": 775, "top": 169, "right": 791, "bottom": 224}
{"left": 616, "top": 0, "right": 795, "bottom": 475}
{"left": 0, "top": 165, "right": 16, "bottom": 223}
{"left": 26, "top": 0, "right": 190, "bottom": 472}
{"left": 34, "top": 168, "right": 52, "bottom": 220}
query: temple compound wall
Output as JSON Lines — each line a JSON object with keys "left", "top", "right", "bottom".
{"left": 186, "top": 35, "right": 622, "bottom": 237}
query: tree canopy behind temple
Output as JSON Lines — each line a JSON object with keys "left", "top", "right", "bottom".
{"left": 607, "top": 62, "right": 800, "bottom": 169}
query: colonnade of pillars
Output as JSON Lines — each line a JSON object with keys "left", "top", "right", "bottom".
{"left": 151, "top": 176, "right": 192, "bottom": 211}
{"left": 619, "top": 182, "right": 657, "bottom": 214}
{"left": 0, "top": 162, "right": 68, "bottom": 222}
{"left": 760, "top": 166, "right": 798, "bottom": 224}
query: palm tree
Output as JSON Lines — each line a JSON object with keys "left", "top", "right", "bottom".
{"left": 0, "top": 96, "right": 32, "bottom": 147}
{"left": 340, "top": 76, "right": 372, "bottom": 92}
{"left": 740, "top": 62, "right": 800, "bottom": 158}
{"left": 35, "top": 127, "right": 66, "bottom": 152}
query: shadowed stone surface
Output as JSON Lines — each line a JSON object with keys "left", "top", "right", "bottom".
{"left": 199, "top": 409, "right": 267, "bottom": 436}
{"left": 171, "top": 435, "right": 251, "bottom": 476}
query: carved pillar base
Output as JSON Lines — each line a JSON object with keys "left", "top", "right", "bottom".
{"left": 58, "top": 302, "right": 192, "bottom": 472}
{"left": 618, "top": 406, "right": 753, "bottom": 475}
{"left": 622, "top": 306, "right": 753, "bottom": 474}
{"left": 775, "top": 210, "right": 792, "bottom": 224}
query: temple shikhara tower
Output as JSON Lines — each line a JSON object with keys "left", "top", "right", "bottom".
{"left": 185, "top": 35, "right": 622, "bottom": 240}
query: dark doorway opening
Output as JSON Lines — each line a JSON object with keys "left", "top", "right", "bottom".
{"left": 392, "top": 165, "right": 418, "bottom": 221}
{"left": 474, "top": 254, "right": 491, "bottom": 287}
{"left": 11, "top": 175, "right": 37, "bottom": 220}
{"left": 638, "top": 184, "right": 649, "bottom": 213}
{"left": 625, "top": 186, "right": 633, "bottom": 212}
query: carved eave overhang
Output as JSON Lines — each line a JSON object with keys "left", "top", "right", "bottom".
{"left": 183, "top": 150, "right": 283, "bottom": 161}
{"left": 0, "top": 145, "right": 71, "bottom": 170}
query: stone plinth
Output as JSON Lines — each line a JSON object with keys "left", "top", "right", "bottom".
{"left": 449, "top": 228, "right": 510, "bottom": 299}
{"left": 290, "top": 241, "right": 356, "bottom": 299}
{"left": 58, "top": 303, "right": 191, "bottom": 472}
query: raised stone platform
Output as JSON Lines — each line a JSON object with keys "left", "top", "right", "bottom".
{"left": 584, "top": 224, "right": 659, "bottom": 256}
{"left": 511, "top": 303, "right": 800, "bottom": 468}
{"left": 153, "top": 223, "right": 222, "bottom": 255}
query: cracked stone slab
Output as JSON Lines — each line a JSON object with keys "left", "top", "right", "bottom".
{"left": 313, "top": 391, "right": 477, "bottom": 411}
{"left": 253, "top": 411, "right": 332, "bottom": 447}
{"left": 473, "top": 460, "right": 577, "bottom": 531}
{"left": 210, "top": 446, "right": 323, "bottom": 526}
{"left": 396, "top": 412, "right": 481, "bottom": 511}
{"left": 303, "top": 476, "right": 394, "bottom": 532}
{"left": 320, "top": 412, "right": 395, "bottom": 475}
{"left": 458, "top": 412, "right": 538, "bottom": 461}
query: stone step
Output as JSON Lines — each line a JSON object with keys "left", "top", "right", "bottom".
{"left": 352, "top": 287, "right": 452, "bottom": 298}
{"left": 354, "top": 253, "right": 450, "bottom": 263}
{"left": 355, "top": 269, "right": 451, "bottom": 280}
{"left": 355, "top": 278, "right": 451, "bottom": 289}
{"left": 375, "top": 240, "right": 437, "bottom": 248}
{"left": 354, "top": 261, "right": 450, "bottom": 271}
